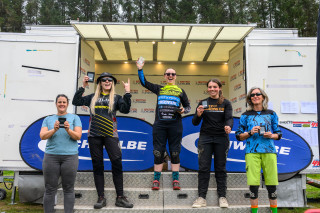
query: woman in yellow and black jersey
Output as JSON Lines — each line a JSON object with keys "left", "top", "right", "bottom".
{"left": 136, "top": 60, "right": 191, "bottom": 191}
{"left": 192, "top": 78, "right": 233, "bottom": 209}
{"left": 72, "top": 72, "right": 133, "bottom": 209}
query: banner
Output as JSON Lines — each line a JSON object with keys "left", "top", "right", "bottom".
{"left": 20, "top": 115, "right": 312, "bottom": 173}
{"left": 180, "top": 115, "right": 313, "bottom": 173}
{"left": 20, "top": 116, "right": 154, "bottom": 171}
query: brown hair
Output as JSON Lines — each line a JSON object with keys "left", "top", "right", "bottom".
{"left": 55, "top": 94, "right": 69, "bottom": 103}
{"left": 207, "top": 78, "right": 224, "bottom": 104}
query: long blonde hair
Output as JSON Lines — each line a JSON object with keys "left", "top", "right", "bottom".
{"left": 90, "top": 81, "right": 115, "bottom": 115}
{"left": 246, "top": 87, "right": 269, "bottom": 111}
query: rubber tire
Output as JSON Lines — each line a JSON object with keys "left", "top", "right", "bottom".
{"left": 0, "top": 188, "right": 7, "bottom": 200}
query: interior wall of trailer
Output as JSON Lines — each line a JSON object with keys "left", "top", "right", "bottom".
{"left": 92, "top": 63, "right": 229, "bottom": 124}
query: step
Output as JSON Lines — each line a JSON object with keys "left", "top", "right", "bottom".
{"left": 54, "top": 204, "right": 272, "bottom": 213}
{"left": 57, "top": 188, "right": 163, "bottom": 207}
{"left": 163, "top": 188, "right": 269, "bottom": 206}
{"left": 74, "top": 172, "right": 250, "bottom": 188}
{"left": 56, "top": 187, "right": 269, "bottom": 206}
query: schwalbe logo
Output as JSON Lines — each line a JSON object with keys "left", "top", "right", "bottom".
{"left": 19, "top": 116, "right": 154, "bottom": 171}
{"left": 180, "top": 115, "right": 313, "bottom": 174}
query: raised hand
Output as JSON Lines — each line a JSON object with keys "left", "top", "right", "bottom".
{"left": 122, "top": 78, "right": 130, "bottom": 93}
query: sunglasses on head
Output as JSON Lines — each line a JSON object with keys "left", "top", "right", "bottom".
{"left": 165, "top": 73, "right": 176, "bottom": 76}
{"left": 250, "top": 93, "right": 262, "bottom": 97}
{"left": 101, "top": 77, "right": 113, "bottom": 82}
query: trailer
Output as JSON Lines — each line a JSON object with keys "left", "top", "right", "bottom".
{"left": 0, "top": 23, "right": 317, "bottom": 211}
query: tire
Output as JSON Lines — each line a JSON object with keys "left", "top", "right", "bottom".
{"left": 0, "top": 188, "right": 7, "bottom": 200}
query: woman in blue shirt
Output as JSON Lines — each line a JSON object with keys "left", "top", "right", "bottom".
{"left": 40, "top": 94, "right": 82, "bottom": 213}
{"left": 235, "top": 87, "right": 282, "bottom": 213}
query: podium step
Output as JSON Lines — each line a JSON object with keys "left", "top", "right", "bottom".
{"left": 54, "top": 204, "right": 272, "bottom": 212}
{"left": 74, "top": 172, "right": 249, "bottom": 188}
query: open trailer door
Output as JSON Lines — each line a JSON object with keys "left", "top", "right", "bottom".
{"left": 0, "top": 32, "right": 79, "bottom": 170}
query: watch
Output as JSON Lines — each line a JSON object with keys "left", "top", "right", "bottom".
{"left": 247, "top": 131, "right": 252, "bottom": 136}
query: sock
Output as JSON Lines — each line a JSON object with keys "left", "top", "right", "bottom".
{"left": 270, "top": 205, "right": 277, "bottom": 213}
{"left": 154, "top": 171, "right": 161, "bottom": 181}
{"left": 172, "top": 171, "right": 179, "bottom": 181}
{"left": 251, "top": 205, "right": 258, "bottom": 213}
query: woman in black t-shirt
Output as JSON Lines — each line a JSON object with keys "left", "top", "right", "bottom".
{"left": 191, "top": 78, "right": 233, "bottom": 208}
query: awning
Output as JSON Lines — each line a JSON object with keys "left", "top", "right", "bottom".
{"left": 71, "top": 22, "right": 256, "bottom": 64}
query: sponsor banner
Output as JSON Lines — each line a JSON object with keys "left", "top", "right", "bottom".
{"left": 234, "top": 83, "right": 241, "bottom": 91}
{"left": 230, "top": 74, "right": 237, "bottom": 81}
{"left": 133, "top": 99, "right": 146, "bottom": 103}
{"left": 130, "top": 89, "right": 139, "bottom": 94}
{"left": 180, "top": 115, "right": 312, "bottom": 173}
{"left": 233, "top": 60, "right": 240, "bottom": 68}
{"left": 142, "top": 89, "right": 153, "bottom": 94}
{"left": 20, "top": 116, "right": 154, "bottom": 171}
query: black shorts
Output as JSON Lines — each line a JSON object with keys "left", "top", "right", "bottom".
{"left": 152, "top": 120, "right": 183, "bottom": 153}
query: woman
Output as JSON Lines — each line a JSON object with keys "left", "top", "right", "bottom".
{"left": 136, "top": 61, "right": 191, "bottom": 190}
{"left": 235, "top": 87, "right": 282, "bottom": 213}
{"left": 191, "top": 78, "right": 233, "bottom": 208}
{"left": 40, "top": 94, "right": 82, "bottom": 213}
{"left": 72, "top": 72, "right": 133, "bottom": 209}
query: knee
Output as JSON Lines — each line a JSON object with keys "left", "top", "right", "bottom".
{"left": 266, "top": 185, "right": 277, "bottom": 200}
{"left": 170, "top": 151, "right": 180, "bottom": 164}
{"left": 111, "top": 158, "right": 123, "bottom": 171}
{"left": 249, "top": 185, "right": 259, "bottom": 199}
{"left": 153, "top": 150, "right": 164, "bottom": 164}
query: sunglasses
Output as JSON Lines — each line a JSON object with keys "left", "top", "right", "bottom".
{"left": 250, "top": 93, "right": 262, "bottom": 97}
{"left": 165, "top": 73, "right": 176, "bottom": 76}
{"left": 101, "top": 77, "right": 113, "bottom": 82}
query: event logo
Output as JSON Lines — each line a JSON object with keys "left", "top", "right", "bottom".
{"left": 133, "top": 99, "right": 146, "bottom": 103}
{"left": 311, "top": 122, "right": 318, "bottom": 128}
{"left": 230, "top": 97, "right": 237, "bottom": 103}
{"left": 233, "top": 60, "right": 240, "bottom": 68}
{"left": 180, "top": 115, "right": 312, "bottom": 173}
{"left": 160, "top": 81, "right": 167, "bottom": 85}
{"left": 130, "top": 89, "right": 138, "bottom": 94}
{"left": 132, "top": 80, "right": 141, "bottom": 85}
{"left": 130, "top": 108, "right": 137, "bottom": 113}
{"left": 230, "top": 74, "right": 237, "bottom": 81}
{"left": 84, "top": 58, "right": 90, "bottom": 66}
{"left": 312, "top": 159, "right": 320, "bottom": 167}
{"left": 177, "top": 81, "right": 191, "bottom": 85}
{"left": 141, "top": 108, "right": 155, "bottom": 113}
{"left": 239, "top": 94, "right": 246, "bottom": 100}
{"left": 196, "top": 81, "right": 207, "bottom": 85}
{"left": 142, "top": 89, "right": 153, "bottom": 94}
{"left": 80, "top": 106, "right": 89, "bottom": 113}
{"left": 238, "top": 70, "right": 244, "bottom": 76}
{"left": 234, "top": 107, "right": 242, "bottom": 114}
{"left": 234, "top": 84, "right": 241, "bottom": 91}
{"left": 20, "top": 116, "right": 154, "bottom": 171}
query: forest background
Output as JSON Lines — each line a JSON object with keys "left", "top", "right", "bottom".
{"left": 0, "top": 0, "right": 319, "bottom": 37}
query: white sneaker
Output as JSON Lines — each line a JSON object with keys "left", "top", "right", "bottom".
{"left": 219, "top": 197, "right": 229, "bottom": 208}
{"left": 192, "top": 197, "right": 207, "bottom": 208}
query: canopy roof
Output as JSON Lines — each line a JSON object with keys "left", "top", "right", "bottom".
{"left": 72, "top": 22, "right": 256, "bottom": 64}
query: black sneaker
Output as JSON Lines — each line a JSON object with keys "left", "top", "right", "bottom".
{"left": 94, "top": 196, "right": 106, "bottom": 209}
{"left": 115, "top": 196, "right": 134, "bottom": 208}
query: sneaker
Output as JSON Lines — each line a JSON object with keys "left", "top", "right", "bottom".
{"left": 93, "top": 196, "right": 106, "bottom": 209}
{"left": 219, "top": 197, "right": 229, "bottom": 208}
{"left": 192, "top": 197, "right": 207, "bottom": 208}
{"left": 172, "top": 180, "right": 181, "bottom": 190}
{"left": 115, "top": 196, "right": 134, "bottom": 208}
{"left": 152, "top": 180, "right": 160, "bottom": 190}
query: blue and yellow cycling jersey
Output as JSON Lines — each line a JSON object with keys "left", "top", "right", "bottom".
{"left": 235, "top": 110, "right": 282, "bottom": 154}
{"left": 138, "top": 69, "right": 191, "bottom": 122}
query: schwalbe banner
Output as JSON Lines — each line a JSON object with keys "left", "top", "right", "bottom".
{"left": 20, "top": 116, "right": 154, "bottom": 171}
{"left": 20, "top": 115, "right": 312, "bottom": 173}
{"left": 180, "top": 115, "right": 313, "bottom": 173}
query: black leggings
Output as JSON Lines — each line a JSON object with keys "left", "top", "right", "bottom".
{"left": 197, "top": 135, "right": 230, "bottom": 198}
{"left": 89, "top": 136, "right": 123, "bottom": 197}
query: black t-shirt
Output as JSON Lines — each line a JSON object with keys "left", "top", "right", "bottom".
{"left": 192, "top": 97, "right": 233, "bottom": 136}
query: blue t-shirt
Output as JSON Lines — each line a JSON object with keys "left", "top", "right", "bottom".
{"left": 235, "top": 110, "right": 282, "bottom": 154}
{"left": 42, "top": 113, "right": 82, "bottom": 155}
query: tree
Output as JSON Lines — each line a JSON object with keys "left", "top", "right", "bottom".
{"left": 25, "top": 0, "right": 40, "bottom": 25}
